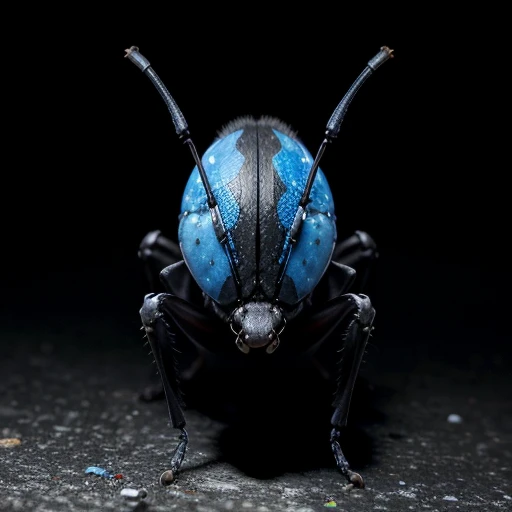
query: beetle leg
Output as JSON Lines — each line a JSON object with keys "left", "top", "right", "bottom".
{"left": 332, "top": 230, "right": 378, "bottom": 294}
{"left": 330, "top": 293, "right": 375, "bottom": 488}
{"left": 138, "top": 231, "right": 173, "bottom": 402}
{"left": 138, "top": 232, "right": 205, "bottom": 402}
{"left": 161, "top": 428, "right": 189, "bottom": 484}
{"left": 139, "top": 291, "right": 227, "bottom": 483}
{"left": 294, "top": 292, "right": 375, "bottom": 486}
{"left": 140, "top": 292, "right": 188, "bottom": 482}
{"left": 139, "top": 230, "right": 182, "bottom": 292}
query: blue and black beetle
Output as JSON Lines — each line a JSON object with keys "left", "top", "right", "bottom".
{"left": 125, "top": 45, "right": 393, "bottom": 488}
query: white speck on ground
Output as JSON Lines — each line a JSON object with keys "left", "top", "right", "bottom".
{"left": 447, "top": 414, "right": 463, "bottom": 424}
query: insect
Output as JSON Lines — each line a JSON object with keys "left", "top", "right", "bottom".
{"left": 125, "top": 45, "right": 393, "bottom": 487}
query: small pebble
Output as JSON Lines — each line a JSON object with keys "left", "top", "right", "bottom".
{"left": 120, "top": 488, "right": 147, "bottom": 500}
{"left": 0, "top": 438, "right": 21, "bottom": 447}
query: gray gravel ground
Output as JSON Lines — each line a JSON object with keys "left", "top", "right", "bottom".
{"left": 1, "top": 311, "right": 511, "bottom": 512}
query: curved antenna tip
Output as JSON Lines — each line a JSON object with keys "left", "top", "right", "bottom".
{"left": 382, "top": 46, "right": 394, "bottom": 56}
{"left": 124, "top": 46, "right": 151, "bottom": 72}
{"left": 124, "top": 46, "right": 139, "bottom": 57}
{"left": 368, "top": 46, "right": 395, "bottom": 70}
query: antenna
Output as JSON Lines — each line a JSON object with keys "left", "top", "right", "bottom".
{"left": 125, "top": 46, "right": 243, "bottom": 294}
{"left": 124, "top": 46, "right": 228, "bottom": 243}
{"left": 299, "top": 46, "right": 394, "bottom": 211}
{"left": 275, "top": 46, "right": 394, "bottom": 299}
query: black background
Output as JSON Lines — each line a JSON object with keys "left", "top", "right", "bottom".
{"left": 2, "top": 10, "right": 509, "bottom": 371}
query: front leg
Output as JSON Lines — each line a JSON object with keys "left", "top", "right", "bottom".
{"left": 297, "top": 293, "right": 375, "bottom": 487}
{"left": 140, "top": 293, "right": 188, "bottom": 483}
{"left": 330, "top": 293, "right": 375, "bottom": 488}
{"left": 140, "top": 291, "right": 226, "bottom": 483}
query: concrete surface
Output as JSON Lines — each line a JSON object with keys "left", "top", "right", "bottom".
{"left": 1, "top": 303, "right": 510, "bottom": 511}
{"left": 1, "top": 248, "right": 511, "bottom": 512}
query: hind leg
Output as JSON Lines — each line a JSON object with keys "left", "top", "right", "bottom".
{"left": 333, "top": 230, "right": 378, "bottom": 295}
{"left": 138, "top": 230, "right": 182, "bottom": 292}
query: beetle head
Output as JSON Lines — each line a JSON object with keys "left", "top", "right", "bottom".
{"left": 230, "top": 302, "right": 285, "bottom": 354}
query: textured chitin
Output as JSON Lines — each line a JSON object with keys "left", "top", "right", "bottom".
{"left": 179, "top": 118, "right": 336, "bottom": 306}
{"left": 179, "top": 131, "right": 243, "bottom": 304}
{"left": 272, "top": 131, "right": 336, "bottom": 304}
{"left": 239, "top": 123, "right": 284, "bottom": 299}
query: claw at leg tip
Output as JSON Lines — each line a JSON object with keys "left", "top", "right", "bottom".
{"left": 160, "top": 470, "right": 175, "bottom": 486}
{"left": 349, "top": 471, "right": 365, "bottom": 488}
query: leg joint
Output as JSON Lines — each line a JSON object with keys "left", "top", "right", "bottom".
{"left": 140, "top": 293, "right": 165, "bottom": 325}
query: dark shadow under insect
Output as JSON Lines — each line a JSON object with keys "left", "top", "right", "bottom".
{"left": 189, "top": 350, "right": 378, "bottom": 479}
{"left": 125, "top": 45, "right": 394, "bottom": 488}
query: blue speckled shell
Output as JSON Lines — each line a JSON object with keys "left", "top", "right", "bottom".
{"left": 179, "top": 118, "right": 336, "bottom": 307}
